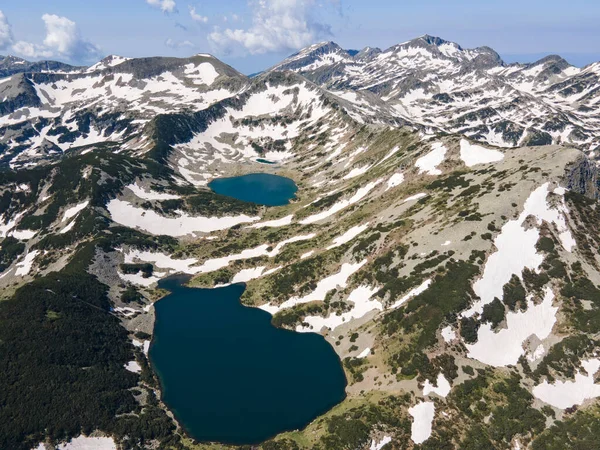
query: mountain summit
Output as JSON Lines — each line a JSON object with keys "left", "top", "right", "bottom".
{"left": 270, "top": 36, "right": 597, "bottom": 150}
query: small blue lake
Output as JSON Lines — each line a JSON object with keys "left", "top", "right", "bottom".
{"left": 149, "top": 277, "right": 347, "bottom": 445}
{"left": 256, "top": 158, "right": 276, "bottom": 165}
{"left": 208, "top": 173, "right": 297, "bottom": 206}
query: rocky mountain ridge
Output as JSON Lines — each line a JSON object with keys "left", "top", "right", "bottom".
{"left": 273, "top": 35, "right": 600, "bottom": 151}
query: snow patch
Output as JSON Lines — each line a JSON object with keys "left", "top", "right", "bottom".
{"left": 125, "top": 361, "right": 141, "bottom": 373}
{"left": 300, "top": 250, "right": 315, "bottom": 259}
{"left": 299, "top": 180, "right": 382, "bottom": 224}
{"left": 327, "top": 223, "right": 369, "bottom": 249}
{"left": 107, "top": 199, "right": 260, "bottom": 236}
{"left": 343, "top": 165, "right": 372, "bottom": 180}
{"left": 370, "top": 436, "right": 392, "bottom": 450}
{"left": 184, "top": 62, "right": 219, "bottom": 86}
{"left": 386, "top": 173, "right": 404, "bottom": 191}
{"left": 296, "top": 285, "right": 382, "bottom": 333}
{"left": 357, "top": 347, "right": 371, "bottom": 358}
{"left": 403, "top": 193, "right": 427, "bottom": 203}
{"left": 249, "top": 215, "right": 293, "bottom": 228}
{"left": 56, "top": 436, "right": 117, "bottom": 450}
{"left": 409, "top": 401, "right": 435, "bottom": 444}
{"left": 261, "top": 261, "right": 367, "bottom": 315}
{"left": 389, "top": 279, "right": 432, "bottom": 309}
{"left": 466, "top": 287, "right": 557, "bottom": 367}
{"left": 9, "top": 229, "right": 37, "bottom": 240}
{"left": 459, "top": 139, "right": 504, "bottom": 166}
{"left": 464, "top": 183, "right": 575, "bottom": 316}
{"left": 16, "top": 250, "right": 39, "bottom": 276}
{"left": 423, "top": 373, "right": 451, "bottom": 397}
{"left": 126, "top": 183, "right": 180, "bottom": 201}
{"left": 441, "top": 326, "right": 457, "bottom": 343}
{"left": 533, "top": 358, "right": 600, "bottom": 409}
{"left": 415, "top": 142, "right": 447, "bottom": 175}
{"left": 62, "top": 201, "right": 89, "bottom": 222}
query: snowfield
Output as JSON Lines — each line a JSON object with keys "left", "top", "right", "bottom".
{"left": 409, "top": 401, "right": 435, "bottom": 444}
{"left": 124, "top": 361, "right": 141, "bottom": 373}
{"left": 441, "top": 326, "right": 457, "bottom": 343}
{"left": 533, "top": 359, "right": 600, "bottom": 409}
{"left": 299, "top": 180, "right": 382, "bottom": 224}
{"left": 415, "top": 142, "right": 447, "bottom": 175}
{"left": 386, "top": 173, "right": 404, "bottom": 191}
{"left": 464, "top": 183, "right": 575, "bottom": 317}
{"left": 260, "top": 260, "right": 367, "bottom": 315}
{"left": 326, "top": 223, "right": 369, "bottom": 249}
{"left": 56, "top": 436, "right": 117, "bottom": 450}
{"left": 119, "top": 235, "right": 314, "bottom": 286}
{"left": 370, "top": 436, "right": 392, "bottom": 450}
{"left": 62, "top": 201, "right": 90, "bottom": 222}
{"left": 423, "top": 373, "right": 451, "bottom": 397}
{"left": 126, "top": 183, "right": 181, "bottom": 200}
{"left": 390, "top": 279, "right": 432, "bottom": 309}
{"left": 296, "top": 285, "right": 382, "bottom": 333}
{"left": 466, "top": 287, "right": 557, "bottom": 367}
{"left": 107, "top": 199, "right": 260, "bottom": 236}
{"left": 15, "top": 251, "right": 39, "bottom": 276}
{"left": 459, "top": 139, "right": 504, "bottom": 167}
{"left": 403, "top": 193, "right": 427, "bottom": 203}
{"left": 249, "top": 215, "right": 294, "bottom": 228}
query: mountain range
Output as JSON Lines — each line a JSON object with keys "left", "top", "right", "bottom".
{"left": 1, "top": 35, "right": 600, "bottom": 450}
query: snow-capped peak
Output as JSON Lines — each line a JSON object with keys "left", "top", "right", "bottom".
{"left": 86, "top": 55, "right": 131, "bottom": 72}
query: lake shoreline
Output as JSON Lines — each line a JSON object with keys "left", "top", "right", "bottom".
{"left": 149, "top": 275, "right": 347, "bottom": 445}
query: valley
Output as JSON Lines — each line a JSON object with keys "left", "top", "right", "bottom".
{"left": 0, "top": 35, "right": 599, "bottom": 450}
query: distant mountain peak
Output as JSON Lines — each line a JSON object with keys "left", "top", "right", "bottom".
{"left": 417, "top": 34, "right": 450, "bottom": 46}
{"left": 532, "top": 54, "right": 570, "bottom": 67}
{"left": 87, "top": 54, "right": 131, "bottom": 72}
{"left": 355, "top": 46, "right": 382, "bottom": 60}
{"left": 270, "top": 41, "right": 351, "bottom": 73}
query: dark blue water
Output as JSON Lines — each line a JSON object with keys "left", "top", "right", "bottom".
{"left": 256, "top": 158, "right": 276, "bottom": 165}
{"left": 208, "top": 173, "right": 297, "bottom": 206}
{"left": 149, "top": 277, "right": 347, "bottom": 445}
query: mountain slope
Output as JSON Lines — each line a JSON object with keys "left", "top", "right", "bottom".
{"left": 272, "top": 36, "right": 600, "bottom": 152}
{"left": 0, "top": 54, "right": 248, "bottom": 169}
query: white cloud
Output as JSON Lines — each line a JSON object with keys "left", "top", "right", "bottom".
{"left": 147, "top": 0, "right": 177, "bottom": 13}
{"left": 189, "top": 6, "right": 208, "bottom": 24}
{"left": 11, "top": 14, "right": 100, "bottom": 62}
{"left": 12, "top": 41, "right": 53, "bottom": 59}
{"left": 222, "top": 14, "right": 242, "bottom": 23}
{"left": 165, "top": 38, "right": 194, "bottom": 48}
{"left": 0, "top": 10, "right": 13, "bottom": 50}
{"left": 208, "top": 0, "right": 336, "bottom": 55}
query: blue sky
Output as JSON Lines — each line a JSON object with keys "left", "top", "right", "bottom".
{"left": 0, "top": 0, "right": 599, "bottom": 73}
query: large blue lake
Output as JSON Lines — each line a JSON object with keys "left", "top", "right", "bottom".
{"left": 208, "top": 173, "right": 297, "bottom": 206}
{"left": 149, "top": 277, "right": 347, "bottom": 445}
